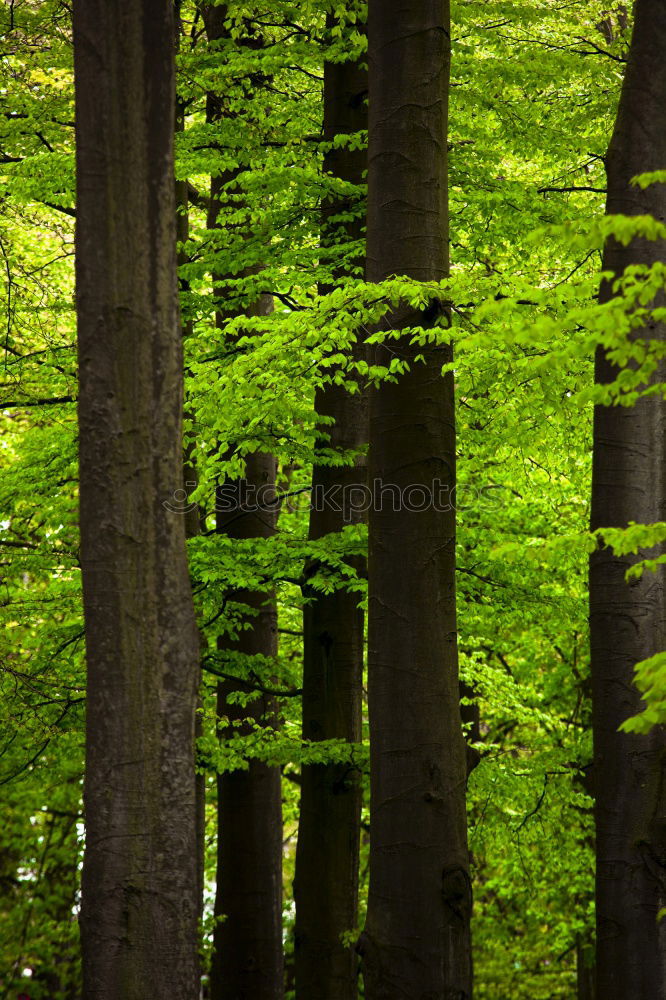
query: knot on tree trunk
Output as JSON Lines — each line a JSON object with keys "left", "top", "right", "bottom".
{"left": 441, "top": 865, "right": 472, "bottom": 923}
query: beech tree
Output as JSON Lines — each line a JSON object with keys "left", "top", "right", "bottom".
{"left": 201, "top": 9, "right": 284, "bottom": 998}
{"left": 73, "top": 0, "right": 200, "bottom": 997}
{"left": 293, "top": 15, "right": 367, "bottom": 999}
{"left": 210, "top": 441, "right": 284, "bottom": 1000}
{"left": 591, "top": 1, "right": 666, "bottom": 995}
{"left": 358, "top": 1, "right": 472, "bottom": 996}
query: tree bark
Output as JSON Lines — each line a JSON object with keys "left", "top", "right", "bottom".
{"left": 73, "top": 2, "right": 201, "bottom": 998}
{"left": 358, "top": 2, "right": 472, "bottom": 997}
{"left": 591, "top": 3, "right": 666, "bottom": 998}
{"left": 293, "top": 28, "right": 367, "bottom": 1000}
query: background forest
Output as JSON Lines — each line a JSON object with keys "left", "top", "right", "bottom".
{"left": 0, "top": 1, "right": 664, "bottom": 999}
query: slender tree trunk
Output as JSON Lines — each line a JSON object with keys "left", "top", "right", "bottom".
{"left": 73, "top": 2, "right": 200, "bottom": 998}
{"left": 591, "top": 4, "right": 666, "bottom": 998}
{"left": 577, "top": 937, "right": 595, "bottom": 1000}
{"left": 208, "top": 318, "right": 284, "bottom": 1000}
{"left": 201, "top": 11, "right": 284, "bottom": 996}
{"left": 358, "top": 2, "right": 472, "bottom": 997}
{"left": 205, "top": 278, "right": 285, "bottom": 1000}
{"left": 210, "top": 444, "right": 284, "bottom": 1000}
{"left": 293, "top": 30, "right": 367, "bottom": 1000}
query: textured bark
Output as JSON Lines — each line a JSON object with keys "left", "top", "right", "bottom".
{"left": 359, "top": 2, "right": 472, "bottom": 998}
{"left": 293, "top": 34, "right": 367, "bottom": 1000}
{"left": 74, "top": 2, "right": 201, "bottom": 998}
{"left": 591, "top": 3, "right": 666, "bottom": 998}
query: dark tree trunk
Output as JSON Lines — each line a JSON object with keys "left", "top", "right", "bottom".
{"left": 201, "top": 12, "right": 284, "bottom": 995}
{"left": 209, "top": 400, "right": 285, "bottom": 1000}
{"left": 73, "top": 2, "right": 201, "bottom": 998}
{"left": 577, "top": 937, "right": 595, "bottom": 1000}
{"left": 591, "top": 4, "right": 666, "bottom": 998}
{"left": 293, "top": 29, "right": 367, "bottom": 1000}
{"left": 358, "top": 2, "right": 472, "bottom": 998}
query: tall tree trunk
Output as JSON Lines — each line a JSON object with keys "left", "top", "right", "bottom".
{"left": 201, "top": 10, "right": 284, "bottom": 997}
{"left": 206, "top": 243, "right": 285, "bottom": 1000}
{"left": 210, "top": 444, "right": 284, "bottom": 1000}
{"left": 591, "top": 3, "right": 666, "bottom": 998}
{"left": 577, "top": 936, "right": 595, "bottom": 1000}
{"left": 358, "top": 2, "right": 472, "bottom": 997}
{"left": 293, "top": 27, "right": 367, "bottom": 1000}
{"left": 73, "top": 2, "right": 201, "bottom": 998}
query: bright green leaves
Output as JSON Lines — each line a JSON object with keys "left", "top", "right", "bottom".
{"left": 620, "top": 653, "right": 666, "bottom": 734}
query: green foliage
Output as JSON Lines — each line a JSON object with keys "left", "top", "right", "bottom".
{"left": 620, "top": 653, "right": 666, "bottom": 733}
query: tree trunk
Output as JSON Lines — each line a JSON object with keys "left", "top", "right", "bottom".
{"left": 201, "top": 12, "right": 284, "bottom": 996}
{"left": 293, "top": 28, "right": 367, "bottom": 1000}
{"left": 591, "top": 3, "right": 666, "bottom": 998}
{"left": 73, "top": 2, "right": 201, "bottom": 998}
{"left": 576, "top": 936, "right": 595, "bottom": 1000}
{"left": 209, "top": 403, "right": 285, "bottom": 1000}
{"left": 358, "top": 2, "right": 472, "bottom": 998}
